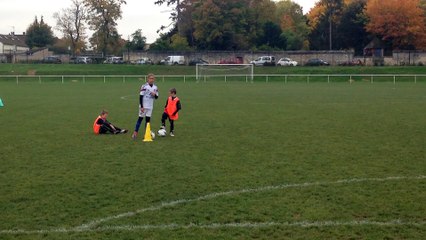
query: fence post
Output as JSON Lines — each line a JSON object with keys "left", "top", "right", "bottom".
{"left": 62, "top": 76, "right": 64, "bottom": 84}
{"left": 266, "top": 75, "right": 268, "bottom": 83}
{"left": 184, "top": 75, "right": 186, "bottom": 83}
{"left": 16, "top": 75, "right": 18, "bottom": 85}
{"left": 225, "top": 75, "right": 227, "bottom": 83}
{"left": 393, "top": 75, "right": 396, "bottom": 85}
{"left": 104, "top": 76, "right": 106, "bottom": 83}
{"left": 123, "top": 76, "right": 125, "bottom": 83}
{"left": 415, "top": 75, "right": 417, "bottom": 84}
{"left": 371, "top": 75, "right": 374, "bottom": 83}
{"left": 83, "top": 76, "right": 85, "bottom": 84}
{"left": 285, "top": 75, "right": 287, "bottom": 84}
{"left": 328, "top": 75, "right": 330, "bottom": 83}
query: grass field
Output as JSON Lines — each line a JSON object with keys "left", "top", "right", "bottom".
{"left": 0, "top": 78, "right": 425, "bottom": 239}
{"left": 1, "top": 63, "right": 426, "bottom": 76}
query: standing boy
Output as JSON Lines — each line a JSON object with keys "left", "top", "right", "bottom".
{"left": 160, "top": 88, "right": 181, "bottom": 136}
{"left": 132, "top": 73, "right": 158, "bottom": 139}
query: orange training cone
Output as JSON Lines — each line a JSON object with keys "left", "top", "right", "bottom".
{"left": 143, "top": 122, "right": 153, "bottom": 142}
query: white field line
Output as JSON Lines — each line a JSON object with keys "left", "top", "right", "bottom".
{"left": 2, "top": 219, "right": 425, "bottom": 235}
{"left": 77, "top": 175, "right": 426, "bottom": 230}
{"left": 1, "top": 175, "right": 425, "bottom": 235}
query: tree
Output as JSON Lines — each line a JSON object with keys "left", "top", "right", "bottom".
{"left": 89, "top": 29, "right": 125, "bottom": 55}
{"left": 257, "top": 21, "right": 287, "bottom": 50}
{"left": 153, "top": 0, "right": 301, "bottom": 50}
{"left": 246, "top": 0, "right": 278, "bottom": 47}
{"left": 154, "top": 0, "right": 191, "bottom": 36}
{"left": 170, "top": 34, "right": 192, "bottom": 50}
{"left": 421, "top": 0, "right": 426, "bottom": 14}
{"left": 193, "top": 0, "right": 259, "bottom": 50}
{"left": 149, "top": 37, "right": 172, "bottom": 51}
{"left": 53, "top": 0, "right": 87, "bottom": 55}
{"left": 335, "top": 0, "right": 370, "bottom": 54}
{"left": 365, "top": 0, "right": 426, "bottom": 50}
{"left": 149, "top": 27, "right": 177, "bottom": 51}
{"left": 84, "top": 0, "right": 126, "bottom": 55}
{"left": 276, "top": 0, "right": 309, "bottom": 50}
{"left": 50, "top": 37, "right": 72, "bottom": 54}
{"left": 127, "top": 29, "right": 147, "bottom": 51}
{"left": 307, "top": 0, "right": 344, "bottom": 50}
{"left": 25, "top": 16, "right": 55, "bottom": 49}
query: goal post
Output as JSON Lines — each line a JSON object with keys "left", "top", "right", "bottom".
{"left": 196, "top": 64, "right": 254, "bottom": 82}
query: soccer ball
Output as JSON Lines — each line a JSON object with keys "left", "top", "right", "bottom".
{"left": 157, "top": 129, "right": 167, "bottom": 137}
{"left": 150, "top": 131, "right": 156, "bottom": 139}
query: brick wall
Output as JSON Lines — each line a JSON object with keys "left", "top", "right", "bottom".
{"left": 125, "top": 50, "right": 355, "bottom": 66}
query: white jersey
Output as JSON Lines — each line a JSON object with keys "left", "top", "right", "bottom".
{"left": 140, "top": 82, "right": 158, "bottom": 109}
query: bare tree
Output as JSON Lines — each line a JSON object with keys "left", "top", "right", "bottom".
{"left": 54, "top": 0, "right": 87, "bottom": 55}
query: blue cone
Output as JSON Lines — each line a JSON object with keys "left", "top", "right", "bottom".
{"left": 0, "top": 98, "right": 3, "bottom": 107}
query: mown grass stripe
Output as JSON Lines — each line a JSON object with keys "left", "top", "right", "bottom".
{"left": 2, "top": 219, "right": 425, "bottom": 235}
{"left": 78, "top": 175, "right": 425, "bottom": 229}
{"left": 1, "top": 175, "right": 424, "bottom": 235}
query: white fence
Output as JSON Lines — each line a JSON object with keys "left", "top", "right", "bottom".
{"left": 0, "top": 74, "right": 425, "bottom": 84}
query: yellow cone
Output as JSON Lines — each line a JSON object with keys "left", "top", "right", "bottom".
{"left": 143, "top": 122, "right": 153, "bottom": 142}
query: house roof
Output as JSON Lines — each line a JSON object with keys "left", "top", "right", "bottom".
{"left": 0, "top": 34, "right": 28, "bottom": 47}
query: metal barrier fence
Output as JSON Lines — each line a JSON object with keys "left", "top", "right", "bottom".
{"left": 0, "top": 74, "right": 426, "bottom": 84}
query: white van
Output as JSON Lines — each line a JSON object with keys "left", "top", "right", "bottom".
{"left": 160, "top": 56, "right": 185, "bottom": 65}
{"left": 250, "top": 56, "right": 276, "bottom": 66}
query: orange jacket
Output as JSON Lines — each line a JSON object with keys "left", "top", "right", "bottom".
{"left": 93, "top": 116, "right": 102, "bottom": 134}
{"left": 165, "top": 96, "right": 180, "bottom": 120}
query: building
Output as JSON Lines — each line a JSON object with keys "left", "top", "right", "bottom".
{"left": 0, "top": 33, "right": 29, "bottom": 63}
{"left": 0, "top": 33, "right": 29, "bottom": 54}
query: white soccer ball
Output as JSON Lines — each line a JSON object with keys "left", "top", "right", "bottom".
{"left": 157, "top": 129, "right": 167, "bottom": 137}
{"left": 150, "top": 131, "right": 156, "bottom": 139}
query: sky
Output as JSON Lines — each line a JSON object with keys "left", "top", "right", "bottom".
{"left": 0, "top": 0, "right": 317, "bottom": 43}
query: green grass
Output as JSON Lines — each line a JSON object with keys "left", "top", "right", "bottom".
{"left": 1, "top": 63, "right": 426, "bottom": 76}
{"left": 0, "top": 80, "right": 425, "bottom": 239}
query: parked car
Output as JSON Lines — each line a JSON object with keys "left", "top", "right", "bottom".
{"left": 132, "top": 57, "right": 153, "bottom": 65}
{"left": 188, "top": 58, "right": 209, "bottom": 66}
{"left": 41, "top": 56, "right": 61, "bottom": 64}
{"left": 160, "top": 56, "right": 185, "bottom": 65}
{"left": 250, "top": 56, "right": 276, "bottom": 66}
{"left": 104, "top": 56, "right": 124, "bottom": 64}
{"left": 73, "top": 56, "right": 92, "bottom": 64}
{"left": 277, "top": 58, "right": 298, "bottom": 66}
{"left": 218, "top": 56, "right": 243, "bottom": 64}
{"left": 305, "top": 58, "right": 330, "bottom": 66}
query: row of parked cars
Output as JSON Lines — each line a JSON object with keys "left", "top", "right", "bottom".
{"left": 131, "top": 56, "right": 206, "bottom": 65}
{"left": 39, "top": 55, "right": 339, "bottom": 66}
{"left": 249, "top": 56, "right": 331, "bottom": 66}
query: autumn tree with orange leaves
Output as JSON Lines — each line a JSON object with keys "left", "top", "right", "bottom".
{"left": 365, "top": 0, "right": 426, "bottom": 50}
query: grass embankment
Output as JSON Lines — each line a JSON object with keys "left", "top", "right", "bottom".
{"left": 0, "top": 63, "right": 425, "bottom": 76}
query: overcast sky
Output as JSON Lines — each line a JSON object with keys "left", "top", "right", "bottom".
{"left": 0, "top": 0, "right": 317, "bottom": 43}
